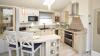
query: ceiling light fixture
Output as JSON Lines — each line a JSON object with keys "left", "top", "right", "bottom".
{"left": 43, "top": 0, "right": 55, "bottom": 10}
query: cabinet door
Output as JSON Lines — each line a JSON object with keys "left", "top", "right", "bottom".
{"left": 19, "top": 8, "right": 28, "bottom": 23}
{"left": 73, "top": 34, "right": 80, "bottom": 52}
{"left": 3, "top": 40, "right": 8, "bottom": 53}
{"left": 73, "top": 33, "right": 86, "bottom": 53}
{"left": 0, "top": 39, "right": 8, "bottom": 53}
{"left": 46, "top": 39, "right": 60, "bottom": 56}
{"left": 59, "top": 29, "right": 64, "bottom": 42}
{"left": 19, "top": 8, "right": 39, "bottom": 23}
{"left": 34, "top": 10, "right": 39, "bottom": 16}
{"left": 0, "top": 39, "right": 4, "bottom": 53}
{"left": 61, "top": 11, "right": 69, "bottom": 23}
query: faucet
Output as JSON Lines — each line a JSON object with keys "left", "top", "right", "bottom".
{"left": 43, "top": 23, "right": 45, "bottom": 29}
{"left": 67, "top": 24, "right": 69, "bottom": 29}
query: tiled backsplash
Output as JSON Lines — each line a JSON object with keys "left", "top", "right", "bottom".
{"left": 20, "top": 22, "right": 56, "bottom": 29}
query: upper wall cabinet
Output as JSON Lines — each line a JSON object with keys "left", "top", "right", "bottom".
{"left": 54, "top": 12, "right": 61, "bottom": 22}
{"left": 54, "top": 12, "right": 61, "bottom": 16}
{"left": 61, "top": 11, "right": 69, "bottom": 23}
{"left": 19, "top": 8, "right": 27, "bottom": 23}
{"left": 18, "top": 8, "right": 39, "bottom": 23}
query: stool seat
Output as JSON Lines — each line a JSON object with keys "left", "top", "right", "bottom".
{"left": 22, "top": 43, "right": 42, "bottom": 51}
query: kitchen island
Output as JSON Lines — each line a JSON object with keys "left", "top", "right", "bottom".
{"left": 19, "top": 34, "right": 61, "bottom": 56}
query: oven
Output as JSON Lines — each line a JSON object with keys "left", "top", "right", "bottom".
{"left": 64, "top": 31, "right": 73, "bottom": 47}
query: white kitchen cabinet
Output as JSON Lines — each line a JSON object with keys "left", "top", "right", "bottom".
{"left": 0, "top": 38, "right": 8, "bottom": 54}
{"left": 73, "top": 31, "right": 86, "bottom": 53}
{"left": 58, "top": 29, "right": 64, "bottom": 42}
{"left": 54, "top": 12, "right": 61, "bottom": 22}
{"left": 18, "top": 8, "right": 39, "bottom": 23}
{"left": 19, "top": 8, "right": 28, "bottom": 23}
{"left": 25, "top": 9, "right": 39, "bottom": 16}
{"left": 61, "top": 11, "right": 69, "bottom": 23}
{"left": 33, "top": 10, "right": 39, "bottom": 16}
{"left": 54, "top": 12, "right": 61, "bottom": 16}
{"left": 45, "top": 39, "right": 60, "bottom": 56}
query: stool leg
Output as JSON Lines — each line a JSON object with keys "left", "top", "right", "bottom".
{"left": 21, "top": 51, "right": 24, "bottom": 56}
{"left": 16, "top": 49, "right": 19, "bottom": 56}
{"left": 32, "top": 53, "right": 34, "bottom": 56}
{"left": 40, "top": 46, "right": 42, "bottom": 56}
{"left": 9, "top": 49, "right": 12, "bottom": 56}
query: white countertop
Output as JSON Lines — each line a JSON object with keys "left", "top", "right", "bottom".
{"left": 65, "top": 29, "right": 86, "bottom": 33}
{"left": 19, "top": 34, "right": 61, "bottom": 43}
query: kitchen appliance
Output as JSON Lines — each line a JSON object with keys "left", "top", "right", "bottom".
{"left": 28, "top": 16, "right": 38, "bottom": 21}
{"left": 19, "top": 27, "right": 26, "bottom": 31}
{"left": 55, "top": 29, "right": 58, "bottom": 35}
{"left": 64, "top": 31, "right": 73, "bottom": 47}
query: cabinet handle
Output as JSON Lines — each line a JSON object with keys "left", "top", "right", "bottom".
{"left": 50, "top": 50, "right": 55, "bottom": 54}
{"left": 51, "top": 42, "right": 56, "bottom": 46}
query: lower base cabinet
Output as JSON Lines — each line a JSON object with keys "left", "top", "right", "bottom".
{"left": 58, "top": 29, "right": 64, "bottom": 43}
{"left": 73, "top": 31, "right": 86, "bottom": 53}
{"left": 0, "top": 39, "right": 8, "bottom": 54}
{"left": 45, "top": 39, "right": 60, "bottom": 56}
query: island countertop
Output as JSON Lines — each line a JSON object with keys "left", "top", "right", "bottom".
{"left": 19, "top": 34, "right": 61, "bottom": 43}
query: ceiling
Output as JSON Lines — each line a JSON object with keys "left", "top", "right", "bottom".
{"left": 0, "top": 0, "right": 70, "bottom": 11}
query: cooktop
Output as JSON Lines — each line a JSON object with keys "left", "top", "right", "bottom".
{"left": 66, "top": 28, "right": 81, "bottom": 32}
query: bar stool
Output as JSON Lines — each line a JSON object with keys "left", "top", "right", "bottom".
{"left": 5, "top": 31, "right": 20, "bottom": 56}
{"left": 18, "top": 31, "right": 42, "bottom": 56}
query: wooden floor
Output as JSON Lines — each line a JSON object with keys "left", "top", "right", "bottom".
{"left": 0, "top": 42, "right": 90, "bottom": 56}
{"left": 59, "top": 42, "right": 90, "bottom": 56}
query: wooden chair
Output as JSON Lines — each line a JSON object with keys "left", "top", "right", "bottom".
{"left": 18, "top": 31, "right": 42, "bottom": 56}
{"left": 5, "top": 31, "right": 20, "bottom": 56}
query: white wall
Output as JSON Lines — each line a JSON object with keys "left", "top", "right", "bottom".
{"left": 77, "top": 0, "right": 91, "bottom": 52}
{"left": 90, "top": 0, "right": 100, "bottom": 53}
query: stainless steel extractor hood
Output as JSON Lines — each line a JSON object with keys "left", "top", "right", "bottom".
{"left": 69, "top": 16, "right": 84, "bottom": 31}
{"left": 68, "top": 2, "right": 84, "bottom": 31}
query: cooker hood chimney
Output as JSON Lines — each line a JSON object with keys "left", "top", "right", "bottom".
{"left": 70, "top": 2, "right": 79, "bottom": 16}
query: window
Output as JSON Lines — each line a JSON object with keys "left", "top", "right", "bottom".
{"left": 39, "top": 12, "right": 54, "bottom": 25}
{"left": 0, "top": 7, "right": 15, "bottom": 35}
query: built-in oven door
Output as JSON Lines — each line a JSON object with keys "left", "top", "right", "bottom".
{"left": 64, "top": 31, "right": 73, "bottom": 47}
{"left": 64, "top": 38, "right": 72, "bottom": 47}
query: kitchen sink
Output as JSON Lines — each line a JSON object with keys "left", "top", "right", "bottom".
{"left": 39, "top": 28, "right": 50, "bottom": 30}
